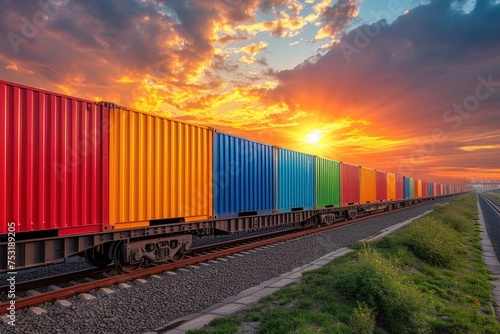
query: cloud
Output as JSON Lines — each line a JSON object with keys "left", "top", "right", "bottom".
{"left": 239, "top": 41, "right": 268, "bottom": 55}
{"left": 1, "top": 0, "right": 499, "bottom": 185}
{"left": 265, "top": 0, "right": 500, "bottom": 183}
{"left": 314, "top": 0, "right": 360, "bottom": 40}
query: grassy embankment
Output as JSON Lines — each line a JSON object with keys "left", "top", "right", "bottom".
{"left": 188, "top": 194, "right": 500, "bottom": 334}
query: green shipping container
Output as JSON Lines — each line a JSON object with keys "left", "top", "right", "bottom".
{"left": 410, "top": 177, "right": 414, "bottom": 198}
{"left": 316, "top": 157, "right": 341, "bottom": 207}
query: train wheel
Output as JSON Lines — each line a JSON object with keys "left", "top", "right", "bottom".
{"left": 170, "top": 253, "right": 185, "bottom": 261}
{"left": 84, "top": 246, "right": 112, "bottom": 268}
{"left": 112, "top": 241, "right": 143, "bottom": 273}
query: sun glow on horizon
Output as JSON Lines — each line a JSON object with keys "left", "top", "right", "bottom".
{"left": 305, "top": 129, "right": 322, "bottom": 145}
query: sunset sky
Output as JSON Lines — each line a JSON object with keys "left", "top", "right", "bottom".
{"left": 1, "top": 0, "right": 499, "bottom": 187}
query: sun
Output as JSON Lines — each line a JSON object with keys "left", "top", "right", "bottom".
{"left": 305, "top": 129, "right": 322, "bottom": 145}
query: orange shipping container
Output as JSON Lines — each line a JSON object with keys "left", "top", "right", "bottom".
{"left": 360, "top": 167, "right": 376, "bottom": 203}
{"left": 387, "top": 173, "right": 396, "bottom": 200}
{"left": 417, "top": 179, "right": 422, "bottom": 197}
{"left": 108, "top": 105, "right": 213, "bottom": 229}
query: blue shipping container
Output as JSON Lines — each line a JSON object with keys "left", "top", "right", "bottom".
{"left": 428, "top": 182, "right": 433, "bottom": 196}
{"left": 275, "top": 147, "right": 315, "bottom": 212}
{"left": 213, "top": 132, "right": 274, "bottom": 218}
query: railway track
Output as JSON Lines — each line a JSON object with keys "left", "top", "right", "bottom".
{"left": 0, "top": 198, "right": 453, "bottom": 314}
{"left": 479, "top": 192, "right": 500, "bottom": 213}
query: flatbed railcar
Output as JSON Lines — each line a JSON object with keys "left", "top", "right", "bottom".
{"left": 0, "top": 79, "right": 464, "bottom": 273}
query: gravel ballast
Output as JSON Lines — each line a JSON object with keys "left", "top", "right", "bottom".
{"left": 1, "top": 198, "right": 454, "bottom": 334}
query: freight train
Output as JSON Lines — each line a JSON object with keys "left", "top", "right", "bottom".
{"left": 0, "top": 80, "right": 463, "bottom": 273}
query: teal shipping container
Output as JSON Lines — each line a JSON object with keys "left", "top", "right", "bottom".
{"left": 275, "top": 147, "right": 315, "bottom": 212}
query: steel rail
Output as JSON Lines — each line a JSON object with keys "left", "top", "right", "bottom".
{"left": 0, "top": 197, "right": 455, "bottom": 314}
{"left": 479, "top": 192, "right": 500, "bottom": 213}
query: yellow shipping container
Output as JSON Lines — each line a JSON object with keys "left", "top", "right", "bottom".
{"left": 360, "top": 167, "right": 376, "bottom": 203}
{"left": 108, "top": 106, "right": 213, "bottom": 229}
{"left": 417, "top": 179, "right": 422, "bottom": 197}
{"left": 387, "top": 173, "right": 396, "bottom": 200}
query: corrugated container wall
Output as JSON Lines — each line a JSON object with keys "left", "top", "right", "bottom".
{"left": 417, "top": 179, "right": 422, "bottom": 197}
{"left": 396, "top": 174, "right": 404, "bottom": 200}
{"left": 213, "top": 132, "right": 274, "bottom": 218}
{"left": 316, "top": 157, "right": 341, "bottom": 207}
{"left": 387, "top": 173, "right": 396, "bottom": 200}
{"left": 376, "top": 171, "right": 387, "bottom": 201}
{"left": 414, "top": 179, "right": 419, "bottom": 198}
{"left": 275, "top": 148, "right": 315, "bottom": 212}
{"left": 410, "top": 178, "right": 415, "bottom": 198}
{"left": 108, "top": 106, "right": 212, "bottom": 229}
{"left": 0, "top": 80, "right": 108, "bottom": 235}
{"left": 404, "top": 177, "right": 414, "bottom": 199}
{"left": 341, "top": 163, "right": 360, "bottom": 205}
{"left": 360, "top": 167, "right": 377, "bottom": 203}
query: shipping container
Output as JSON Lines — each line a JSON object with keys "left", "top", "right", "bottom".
{"left": 108, "top": 105, "right": 212, "bottom": 229}
{"left": 341, "top": 163, "right": 360, "bottom": 205}
{"left": 376, "top": 170, "right": 387, "bottom": 201}
{"left": 404, "top": 177, "right": 414, "bottom": 198}
{"left": 275, "top": 147, "right": 315, "bottom": 212}
{"left": 316, "top": 157, "right": 341, "bottom": 207}
{"left": 417, "top": 179, "right": 422, "bottom": 197}
{"left": 422, "top": 181, "right": 428, "bottom": 197}
{"left": 446, "top": 185, "right": 450, "bottom": 195}
{"left": 396, "top": 174, "right": 404, "bottom": 200}
{"left": 387, "top": 173, "right": 396, "bottom": 201}
{"left": 0, "top": 80, "right": 108, "bottom": 235}
{"left": 360, "top": 167, "right": 377, "bottom": 203}
{"left": 428, "top": 182, "right": 433, "bottom": 196}
{"left": 213, "top": 132, "right": 274, "bottom": 218}
{"left": 413, "top": 179, "right": 419, "bottom": 198}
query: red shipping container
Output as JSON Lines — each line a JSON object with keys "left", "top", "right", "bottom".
{"left": 396, "top": 174, "right": 404, "bottom": 200}
{"left": 422, "top": 181, "right": 428, "bottom": 197}
{"left": 0, "top": 80, "right": 109, "bottom": 235}
{"left": 376, "top": 170, "right": 387, "bottom": 201}
{"left": 413, "top": 179, "right": 419, "bottom": 198}
{"left": 341, "top": 163, "right": 360, "bottom": 205}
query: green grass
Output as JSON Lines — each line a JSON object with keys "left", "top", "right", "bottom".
{"left": 187, "top": 194, "right": 500, "bottom": 334}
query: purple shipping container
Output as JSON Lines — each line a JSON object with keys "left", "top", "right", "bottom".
{"left": 396, "top": 174, "right": 404, "bottom": 200}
